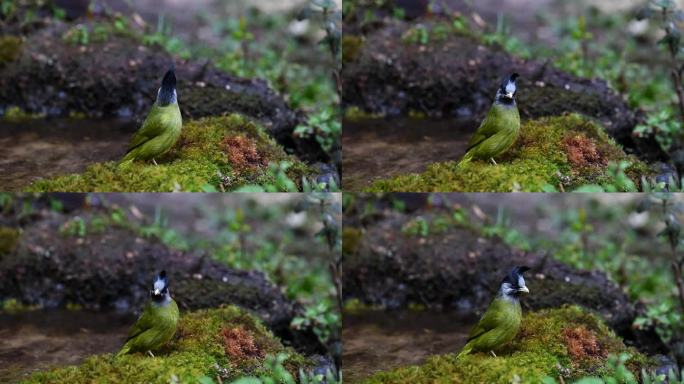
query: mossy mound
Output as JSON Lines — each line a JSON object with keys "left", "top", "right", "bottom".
{"left": 365, "top": 114, "right": 652, "bottom": 192}
{"left": 362, "top": 306, "right": 652, "bottom": 384}
{"left": 26, "top": 114, "right": 313, "bottom": 192}
{"left": 22, "top": 305, "right": 312, "bottom": 384}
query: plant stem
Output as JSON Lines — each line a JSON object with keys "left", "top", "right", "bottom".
{"left": 662, "top": 6, "right": 684, "bottom": 130}
{"left": 673, "top": 258, "right": 684, "bottom": 313}
{"left": 320, "top": 199, "right": 343, "bottom": 315}
{"left": 664, "top": 200, "right": 684, "bottom": 313}
{"left": 329, "top": 259, "right": 343, "bottom": 315}
{"left": 670, "top": 66, "right": 684, "bottom": 128}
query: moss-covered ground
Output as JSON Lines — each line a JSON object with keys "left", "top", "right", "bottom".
{"left": 365, "top": 114, "right": 652, "bottom": 192}
{"left": 25, "top": 114, "right": 313, "bottom": 192}
{"left": 362, "top": 306, "right": 652, "bottom": 384}
{"left": 2, "top": 106, "right": 45, "bottom": 122}
{"left": 22, "top": 305, "right": 311, "bottom": 384}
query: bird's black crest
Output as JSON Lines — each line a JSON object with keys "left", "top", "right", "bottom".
{"left": 502, "top": 265, "right": 529, "bottom": 285}
{"left": 157, "top": 68, "right": 177, "bottom": 106}
{"left": 158, "top": 270, "right": 167, "bottom": 281}
{"left": 499, "top": 73, "right": 519, "bottom": 91}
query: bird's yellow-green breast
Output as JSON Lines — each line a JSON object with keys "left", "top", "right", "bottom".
{"left": 117, "top": 299, "right": 179, "bottom": 356}
{"left": 459, "top": 296, "right": 522, "bottom": 356}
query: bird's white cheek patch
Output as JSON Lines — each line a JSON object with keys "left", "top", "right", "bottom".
{"left": 506, "top": 84, "right": 516, "bottom": 94}
{"left": 154, "top": 280, "right": 165, "bottom": 292}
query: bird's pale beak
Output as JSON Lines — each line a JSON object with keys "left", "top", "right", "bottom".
{"left": 154, "top": 289, "right": 161, "bottom": 295}
{"left": 518, "top": 286, "right": 529, "bottom": 293}
{"left": 505, "top": 92, "right": 514, "bottom": 99}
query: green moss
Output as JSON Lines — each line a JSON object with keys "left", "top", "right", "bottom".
{"left": 366, "top": 114, "right": 652, "bottom": 192}
{"left": 173, "top": 279, "right": 263, "bottom": 311}
{"left": 344, "top": 106, "right": 385, "bottom": 120}
{"left": 518, "top": 86, "right": 604, "bottom": 119}
{"left": 0, "top": 226, "right": 19, "bottom": 255}
{"left": 407, "top": 110, "right": 427, "bottom": 119}
{"left": 0, "top": 35, "right": 22, "bottom": 64}
{"left": 3, "top": 106, "right": 46, "bottom": 122}
{"left": 343, "top": 35, "right": 363, "bottom": 64}
{"left": 22, "top": 305, "right": 312, "bottom": 384}
{"left": 1, "top": 298, "right": 40, "bottom": 314}
{"left": 68, "top": 110, "right": 88, "bottom": 119}
{"left": 343, "top": 299, "right": 385, "bottom": 312}
{"left": 400, "top": 21, "right": 474, "bottom": 45}
{"left": 27, "top": 114, "right": 314, "bottom": 192}
{"left": 363, "top": 306, "right": 652, "bottom": 384}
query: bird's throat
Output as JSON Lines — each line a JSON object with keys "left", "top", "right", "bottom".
{"left": 495, "top": 98, "right": 516, "bottom": 108}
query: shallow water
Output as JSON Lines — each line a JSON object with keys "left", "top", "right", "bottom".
{"left": 342, "top": 118, "right": 477, "bottom": 191}
{"left": 0, "top": 310, "right": 134, "bottom": 383}
{"left": 342, "top": 309, "right": 477, "bottom": 383}
{"left": 0, "top": 119, "right": 137, "bottom": 191}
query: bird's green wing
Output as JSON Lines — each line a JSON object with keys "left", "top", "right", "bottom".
{"left": 466, "top": 110, "right": 499, "bottom": 152}
{"left": 125, "top": 304, "right": 156, "bottom": 342}
{"left": 466, "top": 298, "right": 504, "bottom": 342}
{"left": 127, "top": 105, "right": 166, "bottom": 152}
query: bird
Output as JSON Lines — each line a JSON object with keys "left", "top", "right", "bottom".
{"left": 457, "top": 73, "right": 521, "bottom": 167}
{"left": 121, "top": 67, "right": 183, "bottom": 165}
{"left": 116, "top": 270, "right": 179, "bottom": 357}
{"left": 457, "top": 266, "right": 530, "bottom": 358}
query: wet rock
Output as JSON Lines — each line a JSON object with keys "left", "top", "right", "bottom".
{"left": 342, "top": 19, "right": 665, "bottom": 161}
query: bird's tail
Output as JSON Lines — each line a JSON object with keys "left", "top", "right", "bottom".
{"left": 456, "top": 344, "right": 472, "bottom": 359}
{"left": 115, "top": 345, "right": 130, "bottom": 358}
{"left": 456, "top": 153, "right": 472, "bottom": 169}
{"left": 118, "top": 150, "right": 136, "bottom": 166}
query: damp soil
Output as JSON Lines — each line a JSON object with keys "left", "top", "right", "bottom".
{"left": 342, "top": 118, "right": 477, "bottom": 191}
{"left": 0, "top": 119, "right": 137, "bottom": 191}
{"left": 342, "top": 309, "right": 477, "bottom": 383}
{"left": 0, "top": 310, "right": 135, "bottom": 383}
